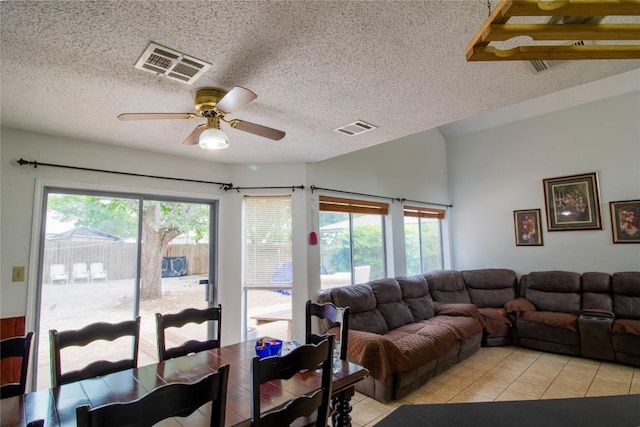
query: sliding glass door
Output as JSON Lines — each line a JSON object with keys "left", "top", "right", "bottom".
{"left": 35, "top": 189, "right": 216, "bottom": 389}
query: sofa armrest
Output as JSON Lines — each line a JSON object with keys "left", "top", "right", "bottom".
{"left": 504, "top": 297, "right": 536, "bottom": 317}
{"left": 347, "top": 329, "right": 403, "bottom": 381}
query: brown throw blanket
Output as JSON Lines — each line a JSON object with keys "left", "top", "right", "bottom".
{"left": 478, "top": 307, "right": 512, "bottom": 335}
{"left": 342, "top": 305, "right": 484, "bottom": 381}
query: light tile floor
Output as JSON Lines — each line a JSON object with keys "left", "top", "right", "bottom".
{"left": 348, "top": 346, "right": 640, "bottom": 427}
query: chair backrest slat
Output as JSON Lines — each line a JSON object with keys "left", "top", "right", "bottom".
{"left": 76, "top": 364, "right": 229, "bottom": 427}
{"left": 251, "top": 336, "right": 334, "bottom": 427}
{"left": 306, "top": 300, "right": 349, "bottom": 360}
{"left": 0, "top": 332, "right": 34, "bottom": 399}
{"left": 156, "top": 305, "right": 222, "bottom": 361}
{"left": 49, "top": 317, "right": 140, "bottom": 388}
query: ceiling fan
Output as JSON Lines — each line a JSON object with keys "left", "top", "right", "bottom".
{"left": 118, "top": 86, "right": 285, "bottom": 150}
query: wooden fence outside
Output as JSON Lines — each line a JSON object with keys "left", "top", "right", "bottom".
{"left": 42, "top": 239, "right": 209, "bottom": 283}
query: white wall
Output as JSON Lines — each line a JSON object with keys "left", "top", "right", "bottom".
{"left": 447, "top": 91, "right": 640, "bottom": 275}
{"left": 3, "top": 92, "right": 639, "bottom": 346}
{"left": 309, "top": 127, "right": 451, "bottom": 276}
{"left": 309, "top": 128, "right": 450, "bottom": 204}
{"left": 0, "top": 128, "right": 230, "bottom": 324}
{"left": 1, "top": 125, "right": 451, "bottom": 346}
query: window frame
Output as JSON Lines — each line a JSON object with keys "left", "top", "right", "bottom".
{"left": 319, "top": 195, "right": 388, "bottom": 285}
{"left": 403, "top": 205, "right": 445, "bottom": 274}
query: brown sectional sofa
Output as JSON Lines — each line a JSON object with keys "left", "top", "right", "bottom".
{"left": 318, "top": 276, "right": 484, "bottom": 402}
{"left": 511, "top": 270, "right": 640, "bottom": 367}
{"left": 317, "top": 268, "right": 640, "bottom": 403}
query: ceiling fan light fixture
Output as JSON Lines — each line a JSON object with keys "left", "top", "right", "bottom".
{"left": 199, "top": 127, "right": 229, "bottom": 150}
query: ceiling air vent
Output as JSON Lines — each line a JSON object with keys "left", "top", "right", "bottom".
{"left": 134, "top": 42, "right": 211, "bottom": 85}
{"left": 334, "top": 121, "right": 378, "bottom": 136}
{"left": 529, "top": 40, "right": 587, "bottom": 73}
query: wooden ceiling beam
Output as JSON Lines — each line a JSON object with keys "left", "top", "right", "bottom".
{"left": 503, "top": 0, "right": 640, "bottom": 17}
{"left": 468, "top": 44, "right": 640, "bottom": 61}
{"left": 485, "top": 24, "right": 640, "bottom": 41}
{"left": 466, "top": 0, "right": 640, "bottom": 61}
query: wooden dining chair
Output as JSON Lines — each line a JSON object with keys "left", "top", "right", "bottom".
{"left": 305, "top": 300, "right": 349, "bottom": 360}
{"left": 0, "top": 332, "right": 34, "bottom": 399}
{"left": 251, "top": 336, "right": 334, "bottom": 427}
{"left": 49, "top": 317, "right": 140, "bottom": 387}
{"left": 76, "top": 364, "right": 229, "bottom": 427}
{"left": 155, "top": 305, "right": 222, "bottom": 361}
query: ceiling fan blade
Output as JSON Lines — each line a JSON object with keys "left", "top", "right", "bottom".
{"left": 229, "top": 119, "right": 285, "bottom": 141}
{"left": 118, "top": 113, "right": 197, "bottom": 121}
{"left": 215, "top": 86, "right": 257, "bottom": 114}
{"left": 182, "top": 124, "right": 207, "bottom": 145}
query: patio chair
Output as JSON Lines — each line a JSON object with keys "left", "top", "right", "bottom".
{"left": 89, "top": 263, "right": 107, "bottom": 282}
{"left": 72, "top": 263, "right": 89, "bottom": 282}
{"left": 49, "top": 264, "right": 68, "bottom": 284}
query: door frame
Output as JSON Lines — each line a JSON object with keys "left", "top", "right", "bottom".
{"left": 27, "top": 178, "right": 220, "bottom": 390}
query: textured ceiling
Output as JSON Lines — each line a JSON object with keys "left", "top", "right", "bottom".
{"left": 1, "top": 1, "right": 639, "bottom": 164}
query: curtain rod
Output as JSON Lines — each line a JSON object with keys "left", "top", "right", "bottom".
{"left": 224, "top": 185, "right": 305, "bottom": 192}
{"left": 310, "top": 185, "right": 453, "bottom": 208}
{"left": 16, "top": 159, "right": 233, "bottom": 189}
{"left": 16, "top": 159, "right": 452, "bottom": 207}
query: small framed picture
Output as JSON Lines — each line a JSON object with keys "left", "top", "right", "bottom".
{"left": 610, "top": 200, "right": 640, "bottom": 243}
{"left": 543, "top": 172, "right": 602, "bottom": 231}
{"left": 514, "top": 209, "right": 543, "bottom": 246}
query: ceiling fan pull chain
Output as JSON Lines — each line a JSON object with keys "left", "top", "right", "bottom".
{"left": 487, "top": 0, "right": 492, "bottom": 17}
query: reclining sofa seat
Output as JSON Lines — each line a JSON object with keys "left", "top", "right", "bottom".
{"left": 512, "top": 271, "right": 582, "bottom": 355}
{"left": 425, "top": 269, "right": 517, "bottom": 346}
{"left": 611, "top": 272, "right": 640, "bottom": 367}
{"left": 319, "top": 275, "right": 483, "bottom": 402}
{"left": 461, "top": 269, "right": 517, "bottom": 346}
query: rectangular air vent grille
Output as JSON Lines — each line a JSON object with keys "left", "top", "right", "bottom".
{"left": 135, "top": 42, "right": 211, "bottom": 85}
{"left": 529, "top": 40, "right": 587, "bottom": 73}
{"left": 334, "top": 121, "right": 378, "bottom": 136}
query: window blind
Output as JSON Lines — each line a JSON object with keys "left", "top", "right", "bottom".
{"left": 319, "top": 196, "right": 389, "bottom": 215}
{"left": 243, "top": 196, "right": 292, "bottom": 285}
{"left": 403, "top": 205, "right": 446, "bottom": 219}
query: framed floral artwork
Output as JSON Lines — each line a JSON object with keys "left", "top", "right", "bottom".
{"left": 543, "top": 172, "right": 602, "bottom": 231}
{"left": 610, "top": 200, "right": 640, "bottom": 243}
{"left": 514, "top": 209, "right": 543, "bottom": 246}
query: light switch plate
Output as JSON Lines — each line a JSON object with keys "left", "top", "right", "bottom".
{"left": 12, "top": 266, "right": 25, "bottom": 282}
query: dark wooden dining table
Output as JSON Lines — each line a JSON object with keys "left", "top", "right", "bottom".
{"left": 1, "top": 339, "right": 369, "bottom": 427}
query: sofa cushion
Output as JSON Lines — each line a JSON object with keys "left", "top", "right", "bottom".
{"left": 330, "top": 284, "right": 389, "bottom": 334}
{"left": 461, "top": 268, "right": 517, "bottom": 308}
{"left": 478, "top": 307, "right": 512, "bottom": 335}
{"left": 383, "top": 321, "right": 459, "bottom": 373}
{"left": 370, "top": 278, "right": 415, "bottom": 330}
{"left": 397, "top": 275, "right": 435, "bottom": 321}
{"left": 612, "top": 318, "right": 640, "bottom": 336}
{"left": 428, "top": 315, "right": 484, "bottom": 340}
{"left": 423, "top": 270, "right": 471, "bottom": 304}
{"left": 522, "top": 271, "right": 581, "bottom": 314}
{"left": 505, "top": 297, "right": 536, "bottom": 316}
{"left": 612, "top": 272, "right": 640, "bottom": 319}
{"left": 520, "top": 311, "right": 579, "bottom": 332}
{"left": 582, "top": 272, "right": 613, "bottom": 311}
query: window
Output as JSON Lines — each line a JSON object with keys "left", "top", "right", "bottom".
{"left": 404, "top": 205, "right": 445, "bottom": 275}
{"left": 243, "top": 195, "right": 292, "bottom": 340}
{"left": 38, "top": 189, "right": 217, "bottom": 389}
{"left": 319, "top": 196, "right": 387, "bottom": 287}
{"left": 243, "top": 196, "right": 292, "bottom": 285}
